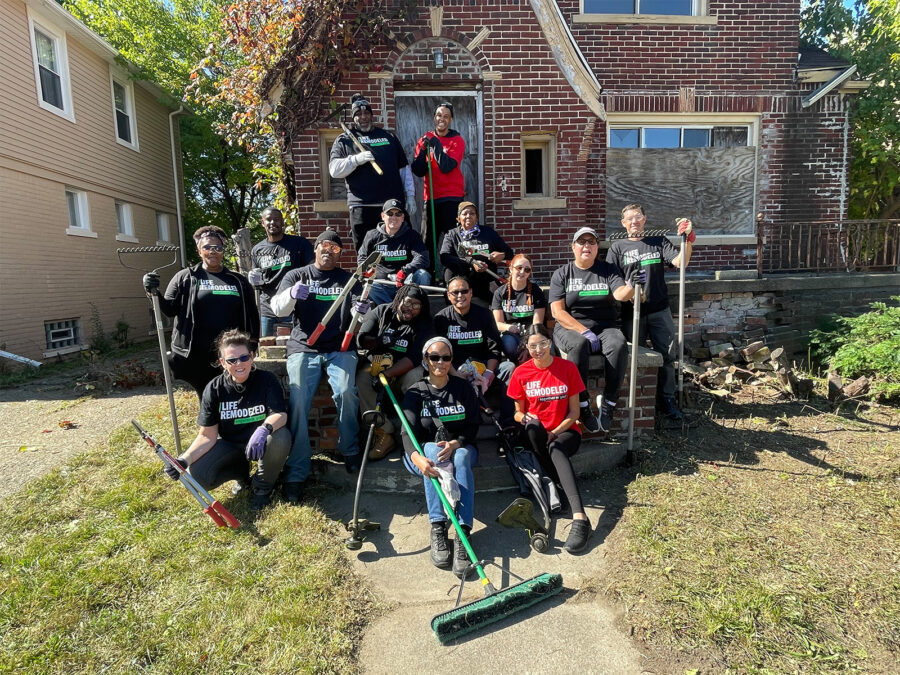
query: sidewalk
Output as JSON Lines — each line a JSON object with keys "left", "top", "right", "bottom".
{"left": 318, "top": 474, "right": 647, "bottom": 674}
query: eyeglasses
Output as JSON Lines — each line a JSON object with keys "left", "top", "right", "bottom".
{"left": 527, "top": 340, "right": 551, "bottom": 351}
{"left": 201, "top": 244, "right": 225, "bottom": 252}
{"left": 318, "top": 242, "right": 341, "bottom": 253}
{"left": 574, "top": 238, "right": 597, "bottom": 247}
{"left": 513, "top": 266, "right": 532, "bottom": 272}
{"left": 448, "top": 289, "right": 471, "bottom": 296}
{"left": 386, "top": 210, "right": 404, "bottom": 217}
{"left": 223, "top": 353, "right": 252, "bottom": 365}
{"left": 399, "top": 298, "right": 422, "bottom": 309}
{"left": 425, "top": 353, "right": 453, "bottom": 362}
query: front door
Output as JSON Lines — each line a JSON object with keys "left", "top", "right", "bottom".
{"left": 395, "top": 91, "right": 482, "bottom": 237}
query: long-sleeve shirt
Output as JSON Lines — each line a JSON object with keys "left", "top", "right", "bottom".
{"left": 400, "top": 375, "right": 480, "bottom": 456}
{"left": 410, "top": 130, "right": 465, "bottom": 201}
{"left": 357, "top": 223, "right": 429, "bottom": 278}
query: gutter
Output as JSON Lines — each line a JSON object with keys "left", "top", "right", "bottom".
{"left": 169, "top": 106, "right": 187, "bottom": 268}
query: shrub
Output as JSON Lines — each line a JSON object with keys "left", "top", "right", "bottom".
{"left": 809, "top": 296, "right": 900, "bottom": 399}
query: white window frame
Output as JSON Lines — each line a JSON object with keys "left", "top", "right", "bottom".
{"left": 576, "top": 0, "right": 716, "bottom": 24}
{"left": 27, "top": 11, "right": 75, "bottom": 122}
{"left": 110, "top": 69, "right": 139, "bottom": 150}
{"left": 513, "top": 133, "right": 566, "bottom": 210}
{"left": 115, "top": 201, "right": 138, "bottom": 243}
{"left": 65, "top": 188, "right": 96, "bottom": 238}
{"left": 156, "top": 212, "right": 171, "bottom": 245}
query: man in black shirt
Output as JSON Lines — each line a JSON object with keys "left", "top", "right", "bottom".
{"left": 272, "top": 229, "right": 366, "bottom": 503}
{"left": 249, "top": 207, "right": 314, "bottom": 336}
{"left": 606, "top": 203, "right": 694, "bottom": 421}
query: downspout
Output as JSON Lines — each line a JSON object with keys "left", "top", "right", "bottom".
{"left": 839, "top": 95, "right": 850, "bottom": 268}
{"left": 169, "top": 105, "right": 187, "bottom": 268}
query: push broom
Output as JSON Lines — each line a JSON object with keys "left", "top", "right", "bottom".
{"left": 378, "top": 373, "right": 563, "bottom": 643}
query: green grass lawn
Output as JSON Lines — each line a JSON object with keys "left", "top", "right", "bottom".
{"left": 0, "top": 406, "right": 377, "bottom": 674}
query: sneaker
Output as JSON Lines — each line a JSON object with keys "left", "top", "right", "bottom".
{"left": 453, "top": 525, "right": 475, "bottom": 580}
{"left": 367, "top": 429, "right": 395, "bottom": 461}
{"left": 344, "top": 453, "right": 363, "bottom": 474}
{"left": 598, "top": 399, "right": 614, "bottom": 433}
{"left": 282, "top": 481, "right": 304, "bottom": 505}
{"left": 564, "top": 519, "right": 591, "bottom": 553}
{"left": 250, "top": 489, "right": 272, "bottom": 512}
{"left": 231, "top": 477, "right": 251, "bottom": 497}
{"left": 579, "top": 405, "right": 600, "bottom": 433}
{"left": 430, "top": 521, "right": 452, "bottom": 569}
{"left": 662, "top": 396, "right": 683, "bottom": 421}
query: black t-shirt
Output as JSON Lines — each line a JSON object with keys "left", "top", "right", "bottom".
{"left": 192, "top": 269, "right": 244, "bottom": 355}
{"left": 548, "top": 261, "right": 625, "bottom": 329}
{"left": 330, "top": 127, "right": 409, "bottom": 206}
{"left": 198, "top": 369, "right": 286, "bottom": 444}
{"left": 606, "top": 236, "right": 679, "bottom": 315}
{"left": 277, "top": 264, "right": 358, "bottom": 355}
{"left": 434, "top": 304, "right": 501, "bottom": 368}
{"left": 251, "top": 234, "right": 314, "bottom": 317}
{"left": 356, "top": 303, "right": 434, "bottom": 360}
{"left": 491, "top": 283, "right": 548, "bottom": 325}
{"left": 401, "top": 375, "right": 480, "bottom": 456}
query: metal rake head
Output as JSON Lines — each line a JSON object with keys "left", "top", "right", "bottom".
{"left": 116, "top": 245, "right": 181, "bottom": 274}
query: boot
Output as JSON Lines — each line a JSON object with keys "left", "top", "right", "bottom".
{"left": 367, "top": 429, "right": 395, "bottom": 460}
{"left": 453, "top": 525, "right": 475, "bottom": 580}
{"left": 430, "top": 521, "right": 452, "bottom": 569}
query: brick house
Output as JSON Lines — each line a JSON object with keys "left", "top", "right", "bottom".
{"left": 289, "top": 0, "right": 866, "bottom": 279}
{"left": 0, "top": 0, "right": 185, "bottom": 362}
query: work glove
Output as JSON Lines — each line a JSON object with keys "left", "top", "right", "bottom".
{"left": 394, "top": 270, "right": 407, "bottom": 288}
{"left": 676, "top": 218, "right": 696, "bottom": 243}
{"left": 405, "top": 196, "right": 417, "bottom": 220}
{"left": 354, "top": 150, "right": 374, "bottom": 165}
{"left": 245, "top": 425, "right": 270, "bottom": 461}
{"left": 580, "top": 328, "right": 602, "bottom": 354}
{"left": 627, "top": 268, "right": 647, "bottom": 287}
{"left": 247, "top": 268, "right": 265, "bottom": 287}
{"left": 427, "top": 136, "right": 443, "bottom": 155}
{"left": 353, "top": 300, "right": 371, "bottom": 316}
{"left": 143, "top": 272, "right": 160, "bottom": 295}
{"left": 163, "top": 456, "right": 186, "bottom": 480}
{"left": 290, "top": 280, "right": 310, "bottom": 300}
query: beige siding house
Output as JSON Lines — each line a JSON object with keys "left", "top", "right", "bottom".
{"left": 0, "top": 0, "right": 185, "bottom": 362}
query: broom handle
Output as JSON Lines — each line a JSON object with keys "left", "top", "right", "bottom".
{"left": 378, "top": 373, "right": 493, "bottom": 590}
{"left": 678, "top": 232, "right": 686, "bottom": 409}
{"left": 627, "top": 282, "right": 641, "bottom": 453}
{"left": 427, "top": 146, "right": 439, "bottom": 275}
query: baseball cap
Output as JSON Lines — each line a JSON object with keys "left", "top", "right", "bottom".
{"left": 572, "top": 227, "right": 600, "bottom": 243}
{"left": 382, "top": 198, "right": 404, "bottom": 213}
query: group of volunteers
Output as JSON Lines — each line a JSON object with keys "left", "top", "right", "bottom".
{"left": 140, "top": 94, "right": 695, "bottom": 569}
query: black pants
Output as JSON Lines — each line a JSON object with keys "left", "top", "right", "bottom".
{"left": 522, "top": 424, "right": 583, "bottom": 515}
{"left": 188, "top": 428, "right": 291, "bottom": 493}
{"left": 169, "top": 351, "right": 220, "bottom": 399}
{"left": 425, "top": 197, "right": 462, "bottom": 275}
{"left": 482, "top": 376, "right": 516, "bottom": 429}
{"left": 349, "top": 205, "right": 384, "bottom": 250}
{"left": 553, "top": 324, "right": 627, "bottom": 404}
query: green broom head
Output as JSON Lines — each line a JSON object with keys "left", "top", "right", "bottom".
{"left": 431, "top": 572, "right": 563, "bottom": 644}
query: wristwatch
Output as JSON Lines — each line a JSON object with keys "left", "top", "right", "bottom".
{"left": 263, "top": 423, "right": 274, "bottom": 434}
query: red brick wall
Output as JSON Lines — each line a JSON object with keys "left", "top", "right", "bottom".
{"left": 291, "top": 0, "right": 849, "bottom": 276}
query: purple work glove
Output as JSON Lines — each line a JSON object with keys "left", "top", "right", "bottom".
{"left": 245, "top": 425, "right": 270, "bottom": 461}
{"left": 164, "top": 456, "right": 186, "bottom": 480}
{"left": 580, "top": 329, "right": 602, "bottom": 354}
{"left": 353, "top": 300, "right": 371, "bottom": 316}
{"left": 290, "top": 280, "right": 310, "bottom": 300}
{"left": 627, "top": 268, "right": 647, "bottom": 287}
{"left": 248, "top": 268, "right": 264, "bottom": 287}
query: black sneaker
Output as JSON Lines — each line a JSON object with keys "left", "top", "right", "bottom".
{"left": 564, "top": 519, "right": 591, "bottom": 553}
{"left": 282, "top": 481, "right": 304, "bottom": 505}
{"left": 344, "top": 453, "right": 362, "bottom": 474}
{"left": 453, "top": 525, "right": 475, "bottom": 580}
{"left": 250, "top": 489, "right": 272, "bottom": 512}
{"left": 430, "top": 521, "right": 452, "bottom": 569}
{"left": 598, "top": 401, "right": 614, "bottom": 433}
{"left": 662, "top": 396, "right": 683, "bottom": 421}
{"left": 579, "top": 405, "right": 600, "bottom": 433}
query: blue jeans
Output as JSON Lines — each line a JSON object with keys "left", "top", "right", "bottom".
{"left": 403, "top": 442, "right": 478, "bottom": 527}
{"left": 260, "top": 315, "right": 291, "bottom": 337}
{"left": 367, "top": 269, "right": 432, "bottom": 306}
{"left": 500, "top": 332, "right": 521, "bottom": 360}
{"left": 285, "top": 351, "right": 359, "bottom": 482}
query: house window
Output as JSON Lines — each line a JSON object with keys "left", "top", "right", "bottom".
{"left": 28, "top": 14, "right": 74, "bottom": 121}
{"left": 319, "top": 129, "right": 347, "bottom": 202}
{"left": 521, "top": 135, "right": 556, "bottom": 198}
{"left": 609, "top": 125, "right": 750, "bottom": 148}
{"left": 584, "top": 0, "right": 694, "bottom": 14}
{"left": 115, "top": 201, "right": 137, "bottom": 242}
{"left": 156, "top": 212, "right": 171, "bottom": 243}
{"left": 111, "top": 75, "right": 139, "bottom": 149}
{"left": 65, "top": 188, "right": 95, "bottom": 237}
{"left": 44, "top": 318, "right": 82, "bottom": 353}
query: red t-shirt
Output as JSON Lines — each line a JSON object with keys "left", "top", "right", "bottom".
{"left": 507, "top": 357, "right": 586, "bottom": 433}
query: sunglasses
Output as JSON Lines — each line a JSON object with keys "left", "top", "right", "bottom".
{"left": 513, "top": 266, "right": 532, "bottom": 272}
{"left": 386, "top": 210, "right": 404, "bottom": 217}
{"left": 425, "top": 353, "right": 452, "bottom": 362}
{"left": 574, "top": 238, "right": 597, "bottom": 247}
{"left": 318, "top": 242, "right": 341, "bottom": 253}
{"left": 223, "top": 353, "right": 252, "bottom": 365}
{"left": 527, "top": 340, "right": 551, "bottom": 351}
{"left": 201, "top": 244, "right": 225, "bottom": 252}
{"left": 448, "top": 289, "right": 471, "bottom": 296}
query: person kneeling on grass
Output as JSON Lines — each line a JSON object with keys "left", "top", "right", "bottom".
{"left": 401, "top": 337, "right": 480, "bottom": 580}
{"left": 506, "top": 325, "right": 591, "bottom": 553}
{"left": 163, "top": 329, "right": 291, "bottom": 511}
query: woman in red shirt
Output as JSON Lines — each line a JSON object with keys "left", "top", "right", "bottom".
{"left": 506, "top": 325, "right": 591, "bottom": 553}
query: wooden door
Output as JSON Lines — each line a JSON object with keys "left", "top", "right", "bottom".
{"left": 395, "top": 93, "right": 481, "bottom": 236}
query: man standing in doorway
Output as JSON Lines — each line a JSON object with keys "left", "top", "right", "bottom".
{"left": 249, "top": 207, "right": 314, "bottom": 337}
{"left": 329, "top": 94, "right": 416, "bottom": 249}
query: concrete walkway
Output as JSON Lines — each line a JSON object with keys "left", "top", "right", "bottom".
{"left": 318, "top": 471, "right": 647, "bottom": 674}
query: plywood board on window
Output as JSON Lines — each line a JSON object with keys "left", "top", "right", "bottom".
{"left": 605, "top": 147, "right": 755, "bottom": 235}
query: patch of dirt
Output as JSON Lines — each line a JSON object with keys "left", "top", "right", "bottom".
{"left": 0, "top": 345, "right": 169, "bottom": 501}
